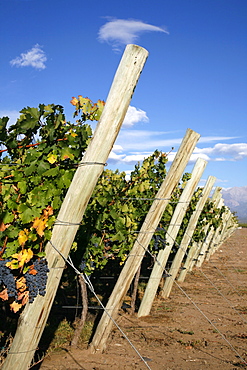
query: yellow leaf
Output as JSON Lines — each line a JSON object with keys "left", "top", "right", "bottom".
{"left": 33, "top": 217, "right": 47, "bottom": 237}
{"left": 70, "top": 96, "right": 78, "bottom": 106}
{"left": 18, "top": 228, "right": 29, "bottom": 246}
{"left": 16, "top": 276, "right": 27, "bottom": 293}
{"left": 9, "top": 249, "right": 34, "bottom": 269}
{"left": 47, "top": 153, "right": 57, "bottom": 164}
{"left": 0, "top": 288, "right": 8, "bottom": 301}
{"left": 10, "top": 301, "right": 23, "bottom": 313}
{"left": 6, "top": 260, "right": 19, "bottom": 270}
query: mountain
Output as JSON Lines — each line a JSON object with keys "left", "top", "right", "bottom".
{"left": 222, "top": 186, "right": 247, "bottom": 223}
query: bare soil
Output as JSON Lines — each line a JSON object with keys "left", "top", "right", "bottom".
{"left": 40, "top": 228, "right": 247, "bottom": 370}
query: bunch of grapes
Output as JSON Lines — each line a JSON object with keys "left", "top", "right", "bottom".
{"left": 0, "top": 260, "right": 17, "bottom": 299}
{"left": 25, "top": 259, "right": 49, "bottom": 303}
{"left": 152, "top": 227, "right": 167, "bottom": 251}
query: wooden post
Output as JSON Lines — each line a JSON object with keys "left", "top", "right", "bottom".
{"left": 90, "top": 128, "right": 200, "bottom": 353}
{"left": 204, "top": 199, "right": 225, "bottom": 261}
{"left": 206, "top": 206, "right": 233, "bottom": 259}
{"left": 137, "top": 157, "right": 207, "bottom": 317}
{"left": 176, "top": 187, "right": 223, "bottom": 282}
{"left": 195, "top": 188, "right": 223, "bottom": 268}
{"left": 161, "top": 175, "right": 216, "bottom": 298}
{"left": 2, "top": 44, "right": 149, "bottom": 370}
{"left": 218, "top": 209, "right": 237, "bottom": 243}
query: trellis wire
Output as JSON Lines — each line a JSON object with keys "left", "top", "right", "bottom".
{"left": 156, "top": 223, "right": 247, "bottom": 325}
{"left": 210, "top": 263, "right": 246, "bottom": 298}
{"left": 134, "top": 238, "right": 247, "bottom": 365}
{"left": 49, "top": 241, "right": 152, "bottom": 370}
{"left": 49, "top": 224, "right": 246, "bottom": 365}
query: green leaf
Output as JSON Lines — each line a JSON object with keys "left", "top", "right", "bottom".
{"left": 4, "top": 226, "right": 19, "bottom": 239}
{"left": 42, "top": 166, "right": 59, "bottom": 177}
{"left": 18, "top": 181, "right": 27, "bottom": 194}
{"left": 110, "top": 209, "right": 118, "bottom": 219}
{"left": 3, "top": 240, "right": 19, "bottom": 257}
{"left": 122, "top": 204, "right": 129, "bottom": 213}
{"left": 52, "top": 196, "right": 61, "bottom": 209}
{"left": 36, "top": 160, "right": 50, "bottom": 175}
{"left": 36, "top": 251, "right": 46, "bottom": 258}
{"left": 7, "top": 199, "right": 18, "bottom": 210}
{"left": 19, "top": 207, "right": 34, "bottom": 223}
{"left": 24, "top": 161, "right": 38, "bottom": 176}
{"left": 125, "top": 215, "right": 132, "bottom": 228}
{"left": 2, "top": 212, "right": 15, "bottom": 224}
{"left": 61, "top": 147, "right": 74, "bottom": 161}
{"left": 29, "top": 107, "right": 40, "bottom": 120}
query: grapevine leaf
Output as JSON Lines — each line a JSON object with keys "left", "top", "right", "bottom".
{"left": 32, "top": 217, "right": 47, "bottom": 237}
{"left": 36, "top": 160, "right": 50, "bottom": 175}
{"left": 61, "top": 147, "right": 74, "bottom": 161}
{"left": 7, "top": 248, "right": 33, "bottom": 269}
{"left": 42, "top": 166, "right": 59, "bottom": 177}
{"left": 0, "top": 288, "right": 8, "bottom": 301}
{"left": 122, "top": 204, "right": 129, "bottom": 213}
{"left": 47, "top": 153, "right": 57, "bottom": 164}
{"left": 19, "top": 207, "right": 34, "bottom": 224}
{"left": 18, "top": 181, "right": 27, "bottom": 194}
{"left": 36, "top": 251, "right": 46, "bottom": 258}
{"left": 18, "top": 229, "right": 29, "bottom": 246}
{"left": 9, "top": 301, "right": 23, "bottom": 313}
{"left": 18, "top": 291, "right": 29, "bottom": 305}
{"left": 16, "top": 276, "right": 26, "bottom": 292}
{"left": 2, "top": 212, "right": 14, "bottom": 224}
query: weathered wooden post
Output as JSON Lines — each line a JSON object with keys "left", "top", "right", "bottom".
{"left": 195, "top": 188, "right": 223, "bottom": 268}
{"left": 90, "top": 128, "right": 200, "bottom": 353}
{"left": 137, "top": 157, "right": 207, "bottom": 317}
{"left": 206, "top": 206, "right": 233, "bottom": 259}
{"left": 218, "top": 209, "right": 238, "bottom": 243}
{"left": 177, "top": 187, "right": 222, "bottom": 282}
{"left": 204, "top": 199, "right": 226, "bottom": 261}
{"left": 161, "top": 175, "right": 216, "bottom": 298}
{"left": 3, "top": 44, "right": 148, "bottom": 370}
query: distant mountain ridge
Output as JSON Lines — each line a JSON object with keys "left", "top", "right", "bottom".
{"left": 222, "top": 186, "right": 247, "bottom": 223}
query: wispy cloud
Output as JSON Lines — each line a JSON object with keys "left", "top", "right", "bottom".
{"left": 10, "top": 44, "right": 47, "bottom": 70}
{"left": 194, "top": 143, "right": 247, "bottom": 161}
{"left": 98, "top": 18, "right": 169, "bottom": 51}
{"left": 122, "top": 106, "right": 149, "bottom": 127}
{"left": 108, "top": 130, "right": 246, "bottom": 167}
{"left": 115, "top": 131, "right": 239, "bottom": 152}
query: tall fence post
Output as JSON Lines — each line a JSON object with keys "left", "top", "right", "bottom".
{"left": 2, "top": 44, "right": 149, "bottom": 370}
{"left": 195, "top": 188, "right": 223, "bottom": 268}
{"left": 90, "top": 128, "right": 200, "bottom": 353}
{"left": 206, "top": 206, "right": 233, "bottom": 259}
{"left": 137, "top": 157, "right": 207, "bottom": 317}
{"left": 161, "top": 175, "right": 216, "bottom": 298}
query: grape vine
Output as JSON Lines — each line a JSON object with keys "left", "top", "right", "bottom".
{"left": 0, "top": 94, "right": 225, "bottom": 313}
{"left": 0, "top": 97, "right": 104, "bottom": 311}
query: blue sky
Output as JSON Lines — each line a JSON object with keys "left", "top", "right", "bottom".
{"left": 1, "top": 0, "right": 246, "bottom": 189}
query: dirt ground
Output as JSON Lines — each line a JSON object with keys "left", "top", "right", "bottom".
{"left": 40, "top": 228, "right": 247, "bottom": 370}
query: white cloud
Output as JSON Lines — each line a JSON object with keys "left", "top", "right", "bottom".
{"left": 199, "top": 136, "right": 240, "bottom": 143}
{"left": 98, "top": 18, "right": 169, "bottom": 51}
{"left": 112, "top": 144, "right": 123, "bottom": 152}
{"left": 114, "top": 130, "right": 241, "bottom": 153}
{"left": 122, "top": 106, "right": 149, "bottom": 127}
{"left": 194, "top": 143, "right": 247, "bottom": 161}
{"left": 10, "top": 44, "right": 47, "bottom": 70}
{"left": 108, "top": 129, "right": 247, "bottom": 168}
